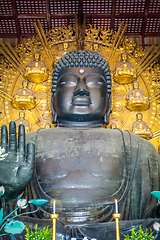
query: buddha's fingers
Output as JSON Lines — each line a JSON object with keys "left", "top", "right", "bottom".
{"left": 18, "top": 124, "right": 25, "bottom": 154}
{"left": 17, "top": 142, "right": 35, "bottom": 186}
{"left": 27, "top": 141, "right": 35, "bottom": 160}
{"left": 9, "top": 121, "right": 17, "bottom": 153}
{"left": 24, "top": 142, "right": 35, "bottom": 180}
{"left": 1, "top": 124, "right": 8, "bottom": 152}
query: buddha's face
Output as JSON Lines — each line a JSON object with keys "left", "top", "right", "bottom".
{"left": 34, "top": 52, "right": 40, "bottom": 61}
{"left": 22, "top": 80, "right": 28, "bottom": 88}
{"left": 121, "top": 53, "right": 128, "bottom": 62}
{"left": 19, "top": 111, "right": 25, "bottom": 119}
{"left": 63, "top": 42, "right": 69, "bottom": 50}
{"left": 136, "top": 113, "right": 143, "bottom": 121}
{"left": 133, "top": 81, "right": 139, "bottom": 89}
{"left": 53, "top": 67, "right": 109, "bottom": 124}
{"left": 93, "top": 43, "right": 99, "bottom": 51}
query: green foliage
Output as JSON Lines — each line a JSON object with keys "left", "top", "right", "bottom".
{"left": 123, "top": 225, "right": 155, "bottom": 240}
{"left": 25, "top": 224, "right": 52, "bottom": 240}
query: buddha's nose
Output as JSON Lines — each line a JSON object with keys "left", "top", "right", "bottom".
{"left": 73, "top": 80, "right": 90, "bottom": 97}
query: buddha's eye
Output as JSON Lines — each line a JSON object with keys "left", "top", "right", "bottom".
{"left": 86, "top": 79, "right": 104, "bottom": 87}
{"left": 98, "top": 82, "right": 103, "bottom": 86}
{"left": 60, "top": 81, "right": 65, "bottom": 85}
{"left": 68, "top": 82, "right": 77, "bottom": 86}
{"left": 85, "top": 74, "right": 105, "bottom": 87}
{"left": 59, "top": 74, "right": 78, "bottom": 87}
{"left": 59, "top": 80, "right": 77, "bottom": 87}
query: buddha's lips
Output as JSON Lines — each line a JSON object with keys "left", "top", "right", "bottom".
{"left": 72, "top": 97, "right": 91, "bottom": 106}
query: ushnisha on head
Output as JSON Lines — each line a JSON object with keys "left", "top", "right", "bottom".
{"left": 51, "top": 50, "right": 112, "bottom": 127}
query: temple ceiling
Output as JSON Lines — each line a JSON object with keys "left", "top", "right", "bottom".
{"left": 0, "top": 0, "right": 159, "bottom": 45}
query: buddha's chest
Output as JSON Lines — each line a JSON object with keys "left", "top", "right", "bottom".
{"left": 35, "top": 129, "right": 126, "bottom": 194}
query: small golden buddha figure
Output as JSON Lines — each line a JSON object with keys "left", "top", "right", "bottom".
{"left": 114, "top": 52, "right": 136, "bottom": 84}
{"left": 24, "top": 52, "right": 48, "bottom": 83}
{"left": 12, "top": 80, "right": 36, "bottom": 110}
{"left": 132, "top": 112, "right": 153, "bottom": 140}
{"left": 15, "top": 111, "right": 30, "bottom": 133}
{"left": 54, "top": 42, "right": 69, "bottom": 65}
{"left": 110, "top": 123, "right": 117, "bottom": 129}
{"left": 92, "top": 42, "right": 104, "bottom": 57}
{"left": 44, "top": 123, "right": 51, "bottom": 129}
{"left": 126, "top": 81, "right": 150, "bottom": 111}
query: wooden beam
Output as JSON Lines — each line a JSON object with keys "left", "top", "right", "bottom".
{"left": 45, "top": 0, "right": 51, "bottom": 30}
{"left": 0, "top": 34, "right": 18, "bottom": 38}
{"left": 7, "top": 12, "right": 159, "bottom": 20}
{"left": 145, "top": 33, "right": 160, "bottom": 37}
{"left": 0, "top": 15, "right": 14, "bottom": 19}
{"left": 10, "top": 0, "right": 21, "bottom": 44}
{"left": 111, "top": 0, "right": 116, "bottom": 29}
{"left": 141, "top": 0, "right": 151, "bottom": 49}
{"left": 67, "top": 17, "right": 70, "bottom": 26}
{"left": 18, "top": 13, "right": 47, "bottom": 19}
{"left": 78, "top": 0, "right": 83, "bottom": 26}
{"left": 17, "top": 13, "right": 75, "bottom": 19}
{"left": 78, "top": 0, "right": 84, "bottom": 50}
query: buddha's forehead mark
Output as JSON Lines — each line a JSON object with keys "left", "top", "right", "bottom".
{"left": 79, "top": 69, "right": 84, "bottom": 74}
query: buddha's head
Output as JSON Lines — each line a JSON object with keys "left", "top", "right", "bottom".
{"left": 133, "top": 81, "right": 139, "bottom": 89}
{"left": 63, "top": 42, "right": 69, "bottom": 50}
{"left": 121, "top": 52, "right": 128, "bottom": 62}
{"left": 44, "top": 123, "right": 51, "bottom": 129}
{"left": 51, "top": 50, "right": 112, "bottom": 127}
{"left": 93, "top": 43, "right": 99, "bottom": 51}
{"left": 136, "top": 112, "right": 143, "bottom": 121}
{"left": 34, "top": 52, "right": 41, "bottom": 61}
{"left": 19, "top": 110, "right": 25, "bottom": 119}
{"left": 22, "top": 79, "right": 29, "bottom": 89}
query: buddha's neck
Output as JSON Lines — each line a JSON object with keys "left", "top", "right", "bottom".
{"left": 57, "top": 119, "right": 103, "bottom": 128}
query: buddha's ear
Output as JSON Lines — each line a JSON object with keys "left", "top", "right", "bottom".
{"left": 51, "top": 92, "right": 58, "bottom": 124}
{"left": 103, "top": 94, "right": 112, "bottom": 125}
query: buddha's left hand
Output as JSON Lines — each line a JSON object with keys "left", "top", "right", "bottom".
{"left": 0, "top": 121, "right": 35, "bottom": 201}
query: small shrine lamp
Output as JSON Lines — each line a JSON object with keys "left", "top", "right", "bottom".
{"left": 50, "top": 200, "right": 59, "bottom": 240}
{"left": 113, "top": 199, "right": 121, "bottom": 240}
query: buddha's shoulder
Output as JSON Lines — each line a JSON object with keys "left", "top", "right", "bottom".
{"left": 25, "top": 127, "right": 154, "bottom": 143}
{"left": 26, "top": 127, "right": 140, "bottom": 142}
{"left": 26, "top": 127, "right": 159, "bottom": 159}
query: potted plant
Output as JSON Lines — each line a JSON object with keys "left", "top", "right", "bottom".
{"left": 123, "top": 225, "right": 155, "bottom": 240}
{"left": 25, "top": 224, "right": 52, "bottom": 240}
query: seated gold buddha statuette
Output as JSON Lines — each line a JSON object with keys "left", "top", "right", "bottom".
{"left": 54, "top": 42, "right": 69, "bottom": 65}
{"left": 92, "top": 42, "right": 104, "bottom": 57}
{"left": 126, "top": 81, "right": 150, "bottom": 111}
{"left": 24, "top": 52, "right": 48, "bottom": 83}
{"left": 132, "top": 112, "right": 153, "bottom": 140}
{"left": 15, "top": 111, "right": 30, "bottom": 133}
{"left": 114, "top": 52, "right": 136, "bottom": 84}
{"left": 12, "top": 79, "right": 36, "bottom": 110}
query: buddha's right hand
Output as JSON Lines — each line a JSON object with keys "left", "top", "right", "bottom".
{"left": 0, "top": 121, "right": 35, "bottom": 201}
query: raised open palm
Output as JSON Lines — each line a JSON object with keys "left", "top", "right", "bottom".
{"left": 0, "top": 121, "right": 35, "bottom": 201}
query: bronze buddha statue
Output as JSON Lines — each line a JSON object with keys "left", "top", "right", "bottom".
{"left": 0, "top": 50, "right": 160, "bottom": 240}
